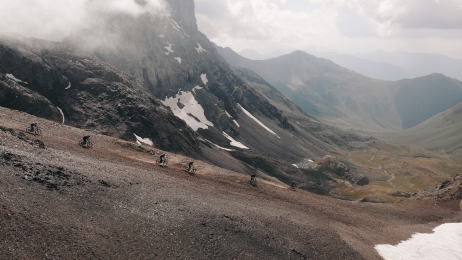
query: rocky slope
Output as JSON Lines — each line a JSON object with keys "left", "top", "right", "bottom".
{"left": 0, "top": 35, "right": 200, "bottom": 155}
{"left": 0, "top": 106, "right": 461, "bottom": 259}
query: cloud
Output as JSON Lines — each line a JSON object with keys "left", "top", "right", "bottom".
{"left": 0, "top": 0, "right": 168, "bottom": 41}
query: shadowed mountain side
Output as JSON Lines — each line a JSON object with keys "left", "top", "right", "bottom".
{"left": 216, "top": 46, "right": 462, "bottom": 132}
{"left": 0, "top": 36, "right": 201, "bottom": 156}
{"left": 377, "top": 102, "right": 462, "bottom": 163}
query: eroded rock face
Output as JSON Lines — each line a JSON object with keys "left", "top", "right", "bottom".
{"left": 407, "top": 175, "right": 462, "bottom": 202}
{"left": 0, "top": 36, "right": 201, "bottom": 155}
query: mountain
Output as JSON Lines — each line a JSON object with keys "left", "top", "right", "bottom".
{"left": 0, "top": 0, "right": 377, "bottom": 194}
{"left": 307, "top": 51, "right": 410, "bottom": 81}
{"left": 354, "top": 51, "right": 462, "bottom": 82}
{"left": 378, "top": 102, "right": 462, "bottom": 163}
{"left": 216, "top": 46, "right": 462, "bottom": 131}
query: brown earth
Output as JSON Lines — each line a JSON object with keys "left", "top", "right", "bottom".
{"left": 0, "top": 106, "right": 461, "bottom": 260}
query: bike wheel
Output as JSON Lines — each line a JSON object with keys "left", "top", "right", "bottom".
{"left": 35, "top": 129, "right": 42, "bottom": 135}
{"left": 26, "top": 127, "right": 32, "bottom": 133}
{"left": 163, "top": 160, "right": 168, "bottom": 166}
{"left": 87, "top": 141, "right": 93, "bottom": 148}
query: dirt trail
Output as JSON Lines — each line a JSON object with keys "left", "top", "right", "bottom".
{"left": 0, "top": 107, "right": 461, "bottom": 260}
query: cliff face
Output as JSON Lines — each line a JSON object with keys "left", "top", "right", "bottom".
{"left": 0, "top": 36, "right": 201, "bottom": 155}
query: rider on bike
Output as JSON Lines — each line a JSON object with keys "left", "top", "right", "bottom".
{"left": 82, "top": 135, "right": 90, "bottom": 145}
{"left": 291, "top": 181, "right": 296, "bottom": 190}
{"left": 188, "top": 161, "right": 194, "bottom": 172}
{"left": 250, "top": 174, "right": 257, "bottom": 182}
{"left": 159, "top": 154, "right": 166, "bottom": 164}
{"left": 30, "top": 122, "right": 38, "bottom": 131}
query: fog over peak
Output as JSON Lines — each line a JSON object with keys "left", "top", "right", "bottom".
{"left": 0, "top": 0, "right": 168, "bottom": 41}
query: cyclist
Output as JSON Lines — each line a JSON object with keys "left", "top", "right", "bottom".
{"left": 188, "top": 161, "right": 194, "bottom": 172}
{"left": 291, "top": 181, "right": 296, "bottom": 190}
{"left": 159, "top": 154, "right": 166, "bottom": 164}
{"left": 82, "top": 135, "right": 90, "bottom": 145}
{"left": 250, "top": 174, "right": 257, "bottom": 183}
{"left": 30, "top": 122, "right": 38, "bottom": 132}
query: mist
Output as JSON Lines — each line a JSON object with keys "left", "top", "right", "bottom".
{"left": 0, "top": 0, "right": 168, "bottom": 42}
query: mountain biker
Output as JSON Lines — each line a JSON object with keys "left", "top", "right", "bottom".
{"left": 82, "top": 135, "right": 90, "bottom": 145}
{"left": 30, "top": 122, "right": 38, "bottom": 131}
{"left": 291, "top": 181, "right": 296, "bottom": 190}
{"left": 250, "top": 174, "right": 256, "bottom": 182}
{"left": 159, "top": 154, "right": 166, "bottom": 163}
{"left": 188, "top": 161, "right": 194, "bottom": 171}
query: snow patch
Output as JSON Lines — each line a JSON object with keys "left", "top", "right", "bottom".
{"left": 65, "top": 81, "right": 71, "bottom": 90}
{"left": 174, "top": 57, "right": 182, "bottom": 64}
{"left": 169, "top": 19, "right": 181, "bottom": 31}
{"left": 200, "top": 74, "right": 208, "bottom": 86}
{"left": 6, "top": 74, "right": 28, "bottom": 84}
{"left": 225, "top": 111, "right": 232, "bottom": 118}
{"left": 195, "top": 43, "right": 206, "bottom": 53}
{"left": 223, "top": 132, "right": 248, "bottom": 149}
{"left": 375, "top": 223, "right": 462, "bottom": 260}
{"left": 161, "top": 91, "right": 214, "bottom": 131}
{"left": 192, "top": 86, "right": 203, "bottom": 94}
{"left": 158, "top": 34, "right": 165, "bottom": 38}
{"left": 207, "top": 140, "right": 235, "bottom": 152}
{"left": 164, "top": 42, "right": 174, "bottom": 55}
{"left": 238, "top": 104, "right": 280, "bottom": 138}
{"left": 56, "top": 107, "right": 65, "bottom": 124}
{"left": 134, "top": 134, "right": 153, "bottom": 146}
{"left": 233, "top": 120, "right": 240, "bottom": 128}
{"left": 292, "top": 164, "right": 299, "bottom": 168}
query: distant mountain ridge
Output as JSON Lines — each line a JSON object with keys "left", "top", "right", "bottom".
{"left": 217, "top": 46, "right": 462, "bottom": 132}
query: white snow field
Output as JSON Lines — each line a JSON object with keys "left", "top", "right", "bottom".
{"left": 375, "top": 223, "right": 462, "bottom": 260}
{"left": 56, "top": 107, "right": 65, "bottom": 124}
{"left": 237, "top": 104, "right": 280, "bottom": 138}
{"left": 174, "top": 57, "right": 182, "bottom": 64}
{"left": 195, "top": 43, "right": 206, "bottom": 53}
{"left": 161, "top": 91, "right": 214, "bottom": 131}
{"left": 233, "top": 120, "right": 240, "bottom": 127}
{"left": 133, "top": 134, "right": 153, "bottom": 146}
{"left": 222, "top": 132, "right": 248, "bottom": 149}
{"left": 6, "top": 73, "right": 28, "bottom": 84}
{"left": 200, "top": 73, "right": 208, "bottom": 85}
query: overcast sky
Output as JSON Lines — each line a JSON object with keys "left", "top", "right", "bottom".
{"left": 195, "top": 0, "right": 462, "bottom": 58}
{"left": 1, "top": 0, "right": 461, "bottom": 58}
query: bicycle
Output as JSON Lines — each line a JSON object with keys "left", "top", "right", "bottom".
{"left": 185, "top": 166, "right": 196, "bottom": 175}
{"left": 249, "top": 176, "right": 257, "bottom": 187}
{"left": 79, "top": 140, "right": 93, "bottom": 148}
{"left": 26, "top": 126, "right": 42, "bottom": 135}
{"left": 157, "top": 158, "right": 168, "bottom": 166}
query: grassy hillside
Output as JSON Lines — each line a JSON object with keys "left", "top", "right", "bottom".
{"left": 378, "top": 102, "right": 462, "bottom": 163}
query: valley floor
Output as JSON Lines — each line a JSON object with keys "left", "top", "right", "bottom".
{"left": 0, "top": 107, "right": 460, "bottom": 259}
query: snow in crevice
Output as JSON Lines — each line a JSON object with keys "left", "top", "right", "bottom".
{"left": 225, "top": 111, "right": 232, "bottom": 118}
{"left": 161, "top": 91, "right": 213, "bottom": 131}
{"left": 6, "top": 74, "right": 28, "bottom": 84}
{"left": 56, "top": 107, "right": 65, "bottom": 124}
{"left": 292, "top": 164, "right": 299, "bottom": 168}
{"left": 174, "top": 57, "right": 182, "bottom": 64}
{"left": 169, "top": 19, "right": 181, "bottom": 31}
{"left": 375, "top": 223, "right": 462, "bottom": 260}
{"left": 238, "top": 104, "right": 280, "bottom": 138}
{"left": 233, "top": 120, "right": 240, "bottom": 128}
{"left": 192, "top": 86, "right": 203, "bottom": 94}
{"left": 195, "top": 43, "right": 206, "bottom": 53}
{"left": 134, "top": 134, "right": 153, "bottom": 146}
{"left": 65, "top": 81, "right": 71, "bottom": 90}
{"left": 164, "top": 42, "right": 174, "bottom": 55}
{"left": 158, "top": 34, "right": 165, "bottom": 38}
{"left": 206, "top": 139, "right": 235, "bottom": 152}
{"left": 200, "top": 73, "right": 208, "bottom": 86}
{"left": 223, "top": 132, "right": 249, "bottom": 149}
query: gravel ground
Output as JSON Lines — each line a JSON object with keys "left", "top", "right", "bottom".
{"left": 0, "top": 107, "right": 460, "bottom": 260}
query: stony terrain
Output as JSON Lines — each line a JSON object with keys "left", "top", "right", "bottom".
{"left": 0, "top": 107, "right": 461, "bottom": 259}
